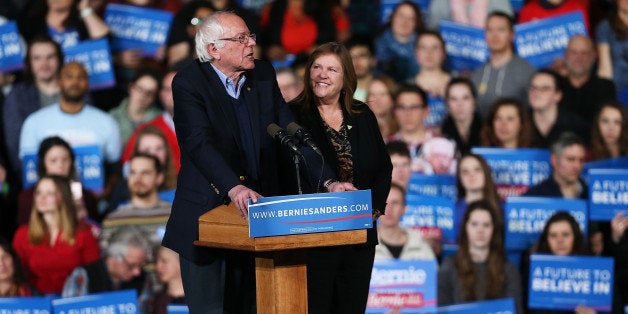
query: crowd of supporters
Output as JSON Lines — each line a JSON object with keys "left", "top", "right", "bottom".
{"left": 0, "top": 0, "right": 627, "bottom": 313}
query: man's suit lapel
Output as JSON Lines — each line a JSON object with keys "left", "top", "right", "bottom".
{"left": 241, "top": 78, "right": 261, "bottom": 162}
{"left": 199, "top": 63, "right": 243, "bottom": 149}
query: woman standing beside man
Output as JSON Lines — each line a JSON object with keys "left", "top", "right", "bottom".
{"left": 289, "top": 42, "right": 392, "bottom": 313}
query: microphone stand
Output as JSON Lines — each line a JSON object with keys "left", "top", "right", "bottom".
{"left": 293, "top": 153, "right": 303, "bottom": 195}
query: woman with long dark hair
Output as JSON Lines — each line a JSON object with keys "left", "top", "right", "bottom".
{"left": 590, "top": 100, "right": 628, "bottom": 160}
{"left": 438, "top": 200, "right": 523, "bottom": 313}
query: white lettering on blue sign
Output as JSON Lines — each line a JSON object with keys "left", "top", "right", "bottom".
{"left": 371, "top": 266, "right": 427, "bottom": 286}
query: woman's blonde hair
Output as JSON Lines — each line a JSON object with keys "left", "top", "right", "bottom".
{"left": 28, "top": 175, "right": 78, "bottom": 246}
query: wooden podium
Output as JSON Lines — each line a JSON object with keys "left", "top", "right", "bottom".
{"left": 195, "top": 202, "right": 367, "bottom": 313}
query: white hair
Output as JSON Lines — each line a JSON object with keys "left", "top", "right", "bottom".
{"left": 422, "top": 137, "right": 456, "bottom": 158}
{"left": 105, "top": 225, "right": 152, "bottom": 259}
{"left": 195, "top": 11, "right": 234, "bottom": 63}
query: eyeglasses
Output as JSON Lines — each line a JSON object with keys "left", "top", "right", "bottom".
{"left": 120, "top": 256, "right": 144, "bottom": 271}
{"left": 217, "top": 33, "right": 256, "bottom": 45}
{"left": 394, "top": 104, "right": 425, "bottom": 111}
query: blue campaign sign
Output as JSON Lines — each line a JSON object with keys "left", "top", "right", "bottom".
{"left": 63, "top": 39, "right": 116, "bottom": 90}
{"left": 167, "top": 304, "right": 189, "bottom": 313}
{"left": 424, "top": 95, "right": 447, "bottom": 130}
{"left": 21, "top": 152, "right": 38, "bottom": 189}
{"left": 367, "top": 259, "right": 437, "bottom": 313}
{"left": 514, "top": 11, "right": 588, "bottom": 68}
{"left": 588, "top": 168, "right": 628, "bottom": 221}
{"left": 528, "top": 255, "right": 614, "bottom": 311}
{"left": 439, "top": 20, "right": 487, "bottom": 73}
{"left": 21, "top": 144, "right": 104, "bottom": 193}
{"left": 472, "top": 147, "right": 551, "bottom": 198}
{"left": 402, "top": 195, "right": 455, "bottom": 246}
{"left": 437, "top": 298, "right": 515, "bottom": 314}
{"left": 0, "top": 21, "right": 24, "bottom": 72}
{"left": 0, "top": 296, "right": 52, "bottom": 313}
{"left": 407, "top": 174, "right": 456, "bottom": 199}
{"left": 52, "top": 289, "right": 138, "bottom": 314}
{"left": 505, "top": 197, "right": 588, "bottom": 250}
{"left": 247, "top": 190, "right": 372, "bottom": 237}
{"left": 105, "top": 3, "right": 173, "bottom": 57}
{"left": 581, "top": 156, "right": 628, "bottom": 182}
{"left": 380, "top": 0, "right": 430, "bottom": 25}
{"left": 73, "top": 145, "right": 104, "bottom": 194}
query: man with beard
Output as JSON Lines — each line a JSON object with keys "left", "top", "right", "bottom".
{"left": 18, "top": 62, "right": 120, "bottom": 194}
{"left": 100, "top": 153, "right": 171, "bottom": 253}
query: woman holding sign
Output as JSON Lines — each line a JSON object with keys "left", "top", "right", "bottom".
{"left": 438, "top": 200, "right": 523, "bottom": 313}
{"left": 523, "top": 211, "right": 596, "bottom": 314}
{"left": 289, "top": 42, "right": 392, "bottom": 313}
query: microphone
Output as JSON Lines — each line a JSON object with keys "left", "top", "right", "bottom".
{"left": 287, "top": 122, "right": 321, "bottom": 155}
{"left": 267, "top": 123, "right": 301, "bottom": 155}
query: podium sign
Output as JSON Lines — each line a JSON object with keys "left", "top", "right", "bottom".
{"left": 248, "top": 190, "right": 372, "bottom": 237}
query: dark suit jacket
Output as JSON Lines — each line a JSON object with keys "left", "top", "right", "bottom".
{"left": 162, "top": 59, "right": 294, "bottom": 263}
{"left": 289, "top": 101, "right": 393, "bottom": 245}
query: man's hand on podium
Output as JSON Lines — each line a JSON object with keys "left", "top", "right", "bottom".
{"left": 327, "top": 181, "right": 358, "bottom": 193}
{"left": 228, "top": 184, "right": 262, "bottom": 219}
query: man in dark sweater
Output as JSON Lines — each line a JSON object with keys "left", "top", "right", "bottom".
{"left": 559, "top": 35, "right": 616, "bottom": 129}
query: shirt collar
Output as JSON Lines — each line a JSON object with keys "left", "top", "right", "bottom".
{"left": 210, "top": 63, "right": 246, "bottom": 99}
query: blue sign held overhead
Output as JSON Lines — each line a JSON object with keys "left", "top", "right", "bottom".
{"left": 248, "top": 190, "right": 372, "bottom": 237}
{"left": 528, "top": 255, "right": 613, "bottom": 311}
{"left": 505, "top": 196, "right": 588, "bottom": 250}
{"left": 105, "top": 3, "right": 173, "bottom": 57}
{"left": 63, "top": 39, "right": 115, "bottom": 90}
{"left": 0, "top": 21, "right": 24, "bottom": 72}
{"left": 439, "top": 20, "right": 488, "bottom": 73}
{"left": 514, "top": 11, "right": 588, "bottom": 68}
{"left": 52, "top": 289, "right": 138, "bottom": 314}
{"left": 367, "top": 259, "right": 438, "bottom": 313}
{"left": 588, "top": 168, "right": 628, "bottom": 221}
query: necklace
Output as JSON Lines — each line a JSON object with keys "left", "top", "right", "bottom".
{"left": 318, "top": 107, "right": 343, "bottom": 130}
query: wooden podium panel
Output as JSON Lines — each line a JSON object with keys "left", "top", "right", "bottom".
{"left": 195, "top": 203, "right": 367, "bottom": 314}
